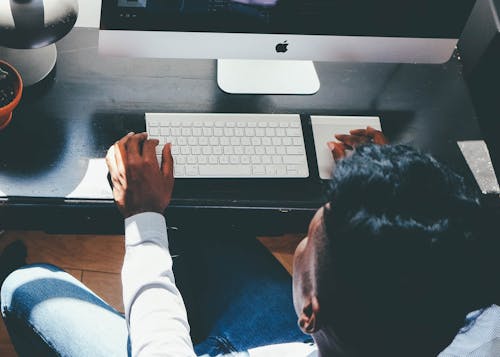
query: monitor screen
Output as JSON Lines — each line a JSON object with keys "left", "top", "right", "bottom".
{"left": 101, "top": 0, "right": 475, "bottom": 39}
{"left": 99, "top": 0, "right": 477, "bottom": 94}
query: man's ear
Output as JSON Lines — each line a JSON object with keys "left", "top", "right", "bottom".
{"left": 298, "top": 295, "right": 321, "bottom": 334}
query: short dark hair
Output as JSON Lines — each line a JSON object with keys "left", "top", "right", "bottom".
{"left": 318, "top": 145, "right": 492, "bottom": 356}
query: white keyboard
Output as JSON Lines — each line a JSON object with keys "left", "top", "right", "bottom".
{"left": 146, "top": 113, "right": 309, "bottom": 178}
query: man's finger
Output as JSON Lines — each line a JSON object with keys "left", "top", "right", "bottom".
{"left": 114, "top": 132, "right": 134, "bottom": 172}
{"left": 106, "top": 146, "right": 123, "bottom": 188}
{"left": 161, "top": 143, "right": 175, "bottom": 179}
{"left": 114, "top": 142, "right": 127, "bottom": 178}
{"left": 365, "top": 126, "right": 388, "bottom": 145}
{"left": 106, "top": 145, "right": 118, "bottom": 176}
{"left": 335, "top": 134, "right": 370, "bottom": 148}
{"left": 328, "top": 141, "right": 347, "bottom": 161}
{"left": 143, "top": 139, "right": 160, "bottom": 164}
{"left": 118, "top": 132, "right": 134, "bottom": 148}
{"left": 349, "top": 128, "right": 367, "bottom": 136}
{"left": 127, "top": 132, "right": 148, "bottom": 159}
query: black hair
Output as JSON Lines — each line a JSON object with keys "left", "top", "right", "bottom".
{"left": 318, "top": 145, "right": 493, "bottom": 356}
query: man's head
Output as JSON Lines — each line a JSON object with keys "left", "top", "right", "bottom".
{"left": 293, "top": 145, "right": 490, "bottom": 356}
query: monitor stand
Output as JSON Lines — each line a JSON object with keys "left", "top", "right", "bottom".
{"left": 217, "top": 59, "right": 320, "bottom": 95}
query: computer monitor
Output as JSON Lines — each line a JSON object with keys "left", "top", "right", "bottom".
{"left": 99, "top": 0, "right": 475, "bottom": 95}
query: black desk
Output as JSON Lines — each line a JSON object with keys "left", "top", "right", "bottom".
{"left": 0, "top": 28, "right": 484, "bottom": 234}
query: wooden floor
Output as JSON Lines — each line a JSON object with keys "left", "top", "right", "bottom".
{"left": 0, "top": 230, "right": 303, "bottom": 356}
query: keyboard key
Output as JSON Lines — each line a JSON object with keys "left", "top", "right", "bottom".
{"left": 265, "top": 146, "right": 276, "bottom": 155}
{"left": 200, "top": 165, "right": 252, "bottom": 177}
{"left": 266, "top": 166, "right": 276, "bottom": 175}
{"left": 245, "top": 128, "right": 255, "bottom": 136}
{"left": 251, "top": 156, "right": 261, "bottom": 164}
{"left": 209, "top": 155, "right": 218, "bottom": 164}
{"left": 286, "top": 146, "right": 304, "bottom": 155}
{"left": 198, "top": 156, "right": 207, "bottom": 164}
{"left": 175, "top": 166, "right": 186, "bottom": 176}
{"left": 286, "top": 128, "right": 302, "bottom": 137}
{"left": 186, "top": 165, "right": 198, "bottom": 176}
{"left": 255, "top": 128, "right": 265, "bottom": 137}
{"left": 253, "top": 165, "right": 265, "bottom": 175}
{"left": 283, "top": 156, "right": 305, "bottom": 164}
{"left": 230, "top": 155, "right": 240, "bottom": 164}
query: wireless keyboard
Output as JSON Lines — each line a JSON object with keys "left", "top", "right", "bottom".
{"left": 145, "top": 113, "right": 309, "bottom": 178}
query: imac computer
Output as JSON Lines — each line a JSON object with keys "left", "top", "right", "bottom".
{"left": 99, "top": 0, "right": 475, "bottom": 95}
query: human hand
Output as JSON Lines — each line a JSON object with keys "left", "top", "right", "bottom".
{"left": 105, "top": 132, "right": 175, "bottom": 218}
{"left": 327, "top": 126, "right": 388, "bottom": 161}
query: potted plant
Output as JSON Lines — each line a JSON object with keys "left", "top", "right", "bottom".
{"left": 0, "top": 60, "right": 23, "bottom": 130}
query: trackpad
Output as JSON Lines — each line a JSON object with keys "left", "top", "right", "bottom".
{"left": 311, "top": 116, "right": 382, "bottom": 179}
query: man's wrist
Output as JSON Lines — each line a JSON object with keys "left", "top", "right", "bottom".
{"left": 122, "top": 207, "right": 165, "bottom": 219}
{"left": 124, "top": 212, "right": 168, "bottom": 247}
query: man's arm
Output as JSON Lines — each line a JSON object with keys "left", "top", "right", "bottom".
{"left": 106, "top": 133, "right": 195, "bottom": 357}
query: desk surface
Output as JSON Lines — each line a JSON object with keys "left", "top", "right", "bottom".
{"left": 0, "top": 28, "right": 484, "bottom": 232}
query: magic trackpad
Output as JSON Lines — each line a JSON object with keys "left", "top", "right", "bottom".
{"left": 311, "top": 116, "right": 382, "bottom": 180}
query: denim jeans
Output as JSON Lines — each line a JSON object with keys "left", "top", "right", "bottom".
{"left": 1, "top": 231, "right": 310, "bottom": 356}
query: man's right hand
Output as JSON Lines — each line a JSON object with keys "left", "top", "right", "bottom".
{"left": 105, "top": 132, "right": 175, "bottom": 218}
{"left": 327, "top": 126, "right": 388, "bottom": 161}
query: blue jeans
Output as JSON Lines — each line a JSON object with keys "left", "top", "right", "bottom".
{"left": 1, "top": 232, "right": 309, "bottom": 356}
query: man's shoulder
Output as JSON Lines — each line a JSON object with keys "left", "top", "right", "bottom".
{"left": 439, "top": 304, "right": 500, "bottom": 356}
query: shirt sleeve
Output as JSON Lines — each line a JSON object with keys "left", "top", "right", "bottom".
{"left": 123, "top": 212, "right": 195, "bottom": 357}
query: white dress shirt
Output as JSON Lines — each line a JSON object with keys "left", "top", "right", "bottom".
{"left": 123, "top": 212, "right": 500, "bottom": 357}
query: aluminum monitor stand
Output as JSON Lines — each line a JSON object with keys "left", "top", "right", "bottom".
{"left": 217, "top": 59, "right": 320, "bottom": 95}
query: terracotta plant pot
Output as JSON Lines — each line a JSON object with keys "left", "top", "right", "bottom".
{"left": 0, "top": 60, "right": 23, "bottom": 130}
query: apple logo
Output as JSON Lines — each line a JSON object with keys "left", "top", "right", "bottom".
{"left": 275, "top": 41, "right": 288, "bottom": 53}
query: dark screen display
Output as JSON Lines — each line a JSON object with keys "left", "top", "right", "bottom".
{"left": 101, "top": 0, "right": 476, "bottom": 38}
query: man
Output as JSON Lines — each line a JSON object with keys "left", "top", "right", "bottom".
{"left": 2, "top": 129, "right": 499, "bottom": 356}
